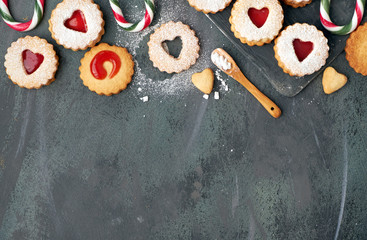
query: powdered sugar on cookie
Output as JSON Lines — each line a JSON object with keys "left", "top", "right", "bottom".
{"left": 230, "top": 0, "right": 283, "bottom": 44}
{"left": 148, "top": 21, "right": 200, "bottom": 73}
{"left": 113, "top": 1, "right": 230, "bottom": 98}
{"left": 4, "top": 36, "right": 58, "bottom": 89}
{"left": 188, "top": 0, "right": 232, "bottom": 13}
{"left": 49, "top": 0, "right": 104, "bottom": 51}
{"left": 274, "top": 23, "right": 329, "bottom": 76}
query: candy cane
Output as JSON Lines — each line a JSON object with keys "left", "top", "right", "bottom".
{"left": 109, "top": 0, "right": 155, "bottom": 32}
{"left": 0, "top": 0, "right": 44, "bottom": 32}
{"left": 320, "top": 0, "right": 366, "bottom": 35}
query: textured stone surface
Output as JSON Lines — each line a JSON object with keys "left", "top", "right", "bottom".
{"left": 0, "top": 0, "right": 366, "bottom": 239}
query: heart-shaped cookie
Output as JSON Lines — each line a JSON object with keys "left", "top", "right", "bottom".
{"left": 64, "top": 10, "right": 88, "bottom": 33}
{"left": 322, "top": 67, "right": 347, "bottom": 94}
{"left": 248, "top": 8, "right": 269, "bottom": 28}
{"left": 22, "top": 49, "right": 44, "bottom": 74}
{"left": 192, "top": 68, "right": 214, "bottom": 94}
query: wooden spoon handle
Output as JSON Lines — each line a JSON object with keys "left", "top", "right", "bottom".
{"left": 231, "top": 70, "right": 282, "bottom": 118}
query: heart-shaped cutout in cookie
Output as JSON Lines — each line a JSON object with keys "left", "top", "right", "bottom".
{"left": 162, "top": 37, "right": 183, "bottom": 59}
{"left": 22, "top": 50, "right": 44, "bottom": 75}
{"left": 64, "top": 10, "right": 88, "bottom": 33}
{"left": 248, "top": 8, "right": 269, "bottom": 28}
{"left": 293, "top": 39, "right": 314, "bottom": 62}
{"left": 192, "top": 68, "right": 214, "bottom": 94}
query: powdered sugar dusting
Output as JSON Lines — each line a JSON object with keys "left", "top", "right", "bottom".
{"left": 211, "top": 52, "right": 231, "bottom": 70}
{"left": 231, "top": 0, "right": 283, "bottom": 42}
{"left": 275, "top": 23, "right": 329, "bottom": 76}
{"left": 188, "top": 0, "right": 232, "bottom": 13}
{"left": 215, "top": 69, "right": 230, "bottom": 92}
{"left": 113, "top": 2, "right": 224, "bottom": 98}
{"left": 148, "top": 21, "right": 200, "bottom": 73}
{"left": 49, "top": 0, "right": 104, "bottom": 50}
{"left": 4, "top": 36, "right": 58, "bottom": 89}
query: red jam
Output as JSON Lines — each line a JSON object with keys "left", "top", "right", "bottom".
{"left": 90, "top": 51, "right": 121, "bottom": 80}
{"left": 64, "top": 10, "right": 88, "bottom": 33}
{"left": 248, "top": 8, "right": 269, "bottom": 28}
{"left": 293, "top": 39, "right": 314, "bottom": 62}
{"left": 22, "top": 50, "right": 44, "bottom": 75}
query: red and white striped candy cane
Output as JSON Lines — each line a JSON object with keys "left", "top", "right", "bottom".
{"left": 320, "top": 0, "right": 366, "bottom": 35}
{"left": 109, "top": 0, "right": 155, "bottom": 32}
{"left": 0, "top": 0, "right": 45, "bottom": 32}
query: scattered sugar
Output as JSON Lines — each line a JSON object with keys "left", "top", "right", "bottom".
{"left": 113, "top": 1, "right": 221, "bottom": 99}
{"left": 140, "top": 96, "right": 149, "bottom": 102}
{"left": 215, "top": 69, "right": 230, "bottom": 92}
{"left": 214, "top": 91, "right": 220, "bottom": 100}
{"left": 211, "top": 52, "right": 231, "bottom": 70}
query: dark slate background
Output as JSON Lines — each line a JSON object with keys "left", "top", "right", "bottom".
{"left": 0, "top": 0, "right": 366, "bottom": 239}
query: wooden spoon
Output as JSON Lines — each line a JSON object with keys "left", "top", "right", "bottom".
{"left": 212, "top": 48, "right": 282, "bottom": 118}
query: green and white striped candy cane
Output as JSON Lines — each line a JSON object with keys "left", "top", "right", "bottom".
{"left": 109, "top": 0, "right": 155, "bottom": 32}
{"left": 0, "top": 0, "right": 44, "bottom": 32}
{"left": 320, "top": 0, "right": 366, "bottom": 35}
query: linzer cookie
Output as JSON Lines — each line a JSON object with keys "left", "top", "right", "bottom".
{"left": 148, "top": 21, "right": 200, "bottom": 73}
{"left": 281, "top": 0, "right": 312, "bottom": 8}
{"left": 345, "top": 23, "right": 367, "bottom": 76}
{"left": 274, "top": 23, "right": 329, "bottom": 77}
{"left": 49, "top": 0, "right": 105, "bottom": 51}
{"left": 187, "top": 0, "right": 232, "bottom": 14}
{"left": 4, "top": 36, "right": 59, "bottom": 89}
{"left": 79, "top": 43, "right": 134, "bottom": 96}
{"left": 230, "top": 0, "right": 284, "bottom": 46}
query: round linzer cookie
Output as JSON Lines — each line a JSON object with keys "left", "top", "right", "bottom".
{"left": 281, "top": 0, "right": 312, "bottom": 8}
{"left": 345, "top": 22, "right": 367, "bottom": 76}
{"left": 4, "top": 36, "right": 59, "bottom": 89}
{"left": 79, "top": 43, "right": 134, "bottom": 96}
{"left": 148, "top": 21, "right": 200, "bottom": 73}
{"left": 274, "top": 23, "right": 329, "bottom": 77}
{"left": 187, "top": 0, "right": 232, "bottom": 14}
{"left": 230, "top": 0, "right": 284, "bottom": 46}
{"left": 49, "top": 0, "right": 105, "bottom": 51}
